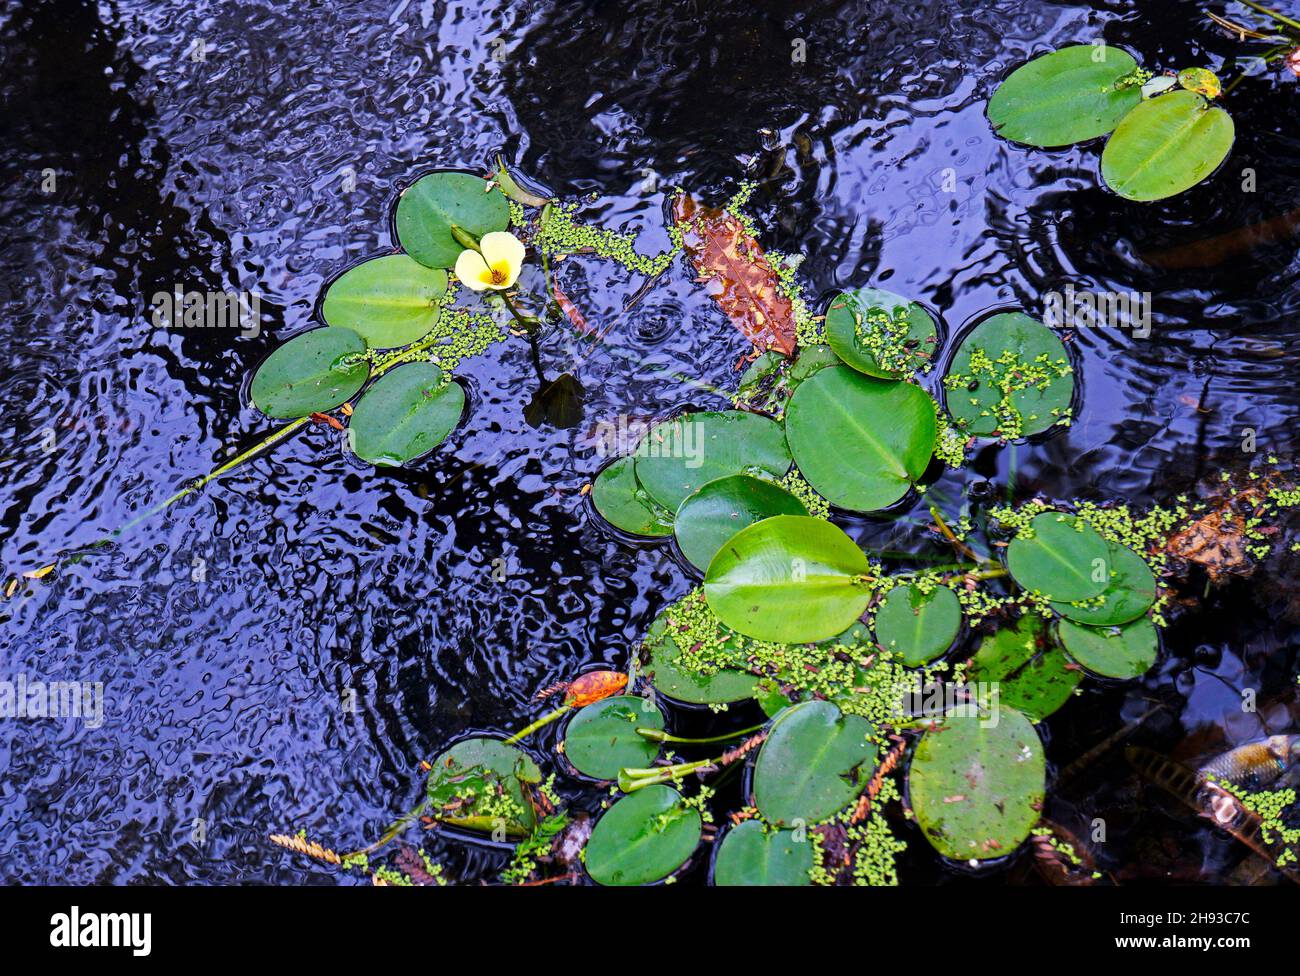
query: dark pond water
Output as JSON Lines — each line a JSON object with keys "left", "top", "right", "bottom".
{"left": 1, "top": 0, "right": 1297, "bottom": 884}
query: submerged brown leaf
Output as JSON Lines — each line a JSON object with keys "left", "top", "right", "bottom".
{"left": 672, "top": 193, "right": 797, "bottom": 357}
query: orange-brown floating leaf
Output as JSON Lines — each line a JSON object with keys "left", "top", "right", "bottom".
{"left": 310, "top": 412, "right": 346, "bottom": 432}
{"left": 563, "top": 670, "right": 628, "bottom": 708}
{"left": 1164, "top": 487, "right": 1267, "bottom": 582}
{"left": 672, "top": 193, "right": 797, "bottom": 357}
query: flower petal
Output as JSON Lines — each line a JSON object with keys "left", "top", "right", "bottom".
{"left": 479, "top": 231, "right": 525, "bottom": 280}
{"left": 454, "top": 248, "right": 491, "bottom": 291}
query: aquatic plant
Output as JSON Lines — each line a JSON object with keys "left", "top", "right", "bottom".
{"left": 987, "top": 43, "right": 1235, "bottom": 201}
{"left": 268, "top": 175, "right": 1300, "bottom": 886}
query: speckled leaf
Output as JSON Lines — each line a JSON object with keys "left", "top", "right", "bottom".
{"left": 908, "top": 708, "right": 1046, "bottom": 861}
{"left": 642, "top": 610, "right": 758, "bottom": 705}
{"left": 426, "top": 737, "right": 541, "bottom": 836}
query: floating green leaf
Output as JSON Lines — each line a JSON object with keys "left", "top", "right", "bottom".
{"left": 633, "top": 411, "right": 791, "bottom": 513}
{"left": 943, "top": 313, "right": 1073, "bottom": 439}
{"left": 713, "top": 821, "right": 813, "bottom": 886}
{"left": 967, "top": 615, "right": 1082, "bottom": 722}
{"left": 1049, "top": 539, "right": 1156, "bottom": 626}
{"left": 564, "top": 695, "right": 663, "bottom": 780}
{"left": 825, "top": 288, "right": 938, "bottom": 379}
{"left": 1006, "top": 511, "right": 1109, "bottom": 603}
{"left": 1058, "top": 616, "right": 1159, "bottom": 679}
{"left": 1177, "top": 67, "right": 1222, "bottom": 99}
{"left": 753, "top": 701, "right": 876, "bottom": 825}
{"left": 347, "top": 363, "right": 464, "bottom": 466}
{"left": 426, "top": 737, "right": 541, "bottom": 836}
{"left": 1101, "top": 90, "right": 1234, "bottom": 202}
{"left": 591, "top": 457, "right": 674, "bottom": 537}
{"left": 874, "top": 583, "right": 961, "bottom": 667}
{"left": 785, "top": 366, "right": 936, "bottom": 512}
{"left": 674, "top": 474, "right": 807, "bottom": 572}
{"left": 320, "top": 254, "right": 448, "bottom": 348}
{"left": 908, "top": 708, "right": 1046, "bottom": 860}
{"left": 395, "top": 171, "right": 510, "bottom": 269}
{"left": 249, "top": 326, "right": 370, "bottom": 419}
{"left": 987, "top": 44, "right": 1142, "bottom": 147}
{"left": 584, "top": 785, "right": 702, "bottom": 886}
{"left": 704, "top": 515, "right": 872, "bottom": 643}
{"left": 642, "top": 611, "right": 758, "bottom": 705}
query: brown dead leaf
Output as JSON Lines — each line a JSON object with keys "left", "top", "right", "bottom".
{"left": 1164, "top": 486, "right": 1266, "bottom": 582}
{"left": 309, "top": 412, "right": 345, "bottom": 432}
{"left": 672, "top": 193, "right": 797, "bottom": 357}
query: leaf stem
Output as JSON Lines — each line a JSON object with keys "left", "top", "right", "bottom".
{"left": 504, "top": 704, "right": 572, "bottom": 744}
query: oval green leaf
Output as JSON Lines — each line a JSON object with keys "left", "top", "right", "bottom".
{"left": 1058, "top": 616, "right": 1159, "bottom": 679}
{"left": 1101, "top": 90, "right": 1234, "bottom": 202}
{"left": 967, "top": 614, "right": 1082, "bottom": 722}
{"left": 249, "top": 326, "right": 370, "bottom": 419}
{"left": 908, "top": 708, "right": 1046, "bottom": 860}
{"left": 987, "top": 44, "right": 1142, "bottom": 147}
{"left": 633, "top": 411, "right": 791, "bottom": 513}
{"left": 395, "top": 171, "right": 510, "bottom": 269}
{"left": 704, "top": 515, "right": 872, "bottom": 643}
{"left": 713, "top": 821, "right": 813, "bottom": 886}
{"left": 320, "top": 254, "right": 448, "bottom": 348}
{"left": 1050, "top": 539, "right": 1156, "bottom": 626}
{"left": 347, "top": 363, "right": 464, "bottom": 466}
{"left": 674, "top": 474, "right": 808, "bottom": 572}
{"left": 753, "top": 700, "right": 876, "bottom": 825}
{"left": 825, "top": 288, "right": 938, "bottom": 379}
{"left": 1006, "top": 511, "right": 1109, "bottom": 604}
{"left": 591, "top": 457, "right": 674, "bottom": 537}
{"left": 564, "top": 695, "right": 663, "bottom": 780}
{"left": 874, "top": 583, "right": 962, "bottom": 667}
{"left": 642, "top": 610, "right": 759, "bottom": 705}
{"left": 426, "top": 737, "right": 541, "bottom": 836}
{"left": 785, "top": 366, "right": 936, "bottom": 512}
{"left": 584, "top": 785, "right": 702, "bottom": 886}
{"left": 943, "top": 313, "right": 1073, "bottom": 439}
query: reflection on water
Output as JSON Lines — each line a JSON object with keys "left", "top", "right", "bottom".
{"left": 0, "top": 0, "right": 1296, "bottom": 883}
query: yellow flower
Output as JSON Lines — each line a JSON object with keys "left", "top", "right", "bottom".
{"left": 454, "top": 231, "right": 525, "bottom": 291}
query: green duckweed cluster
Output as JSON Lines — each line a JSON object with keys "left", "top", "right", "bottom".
{"left": 501, "top": 812, "right": 569, "bottom": 885}
{"left": 779, "top": 468, "right": 831, "bottom": 520}
{"left": 531, "top": 200, "right": 684, "bottom": 278}
{"left": 943, "top": 347, "right": 1073, "bottom": 440}
{"left": 1224, "top": 784, "right": 1300, "bottom": 869}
